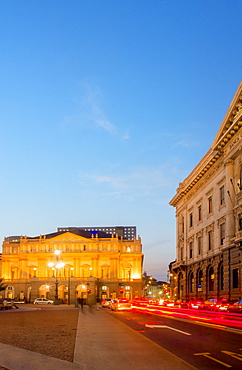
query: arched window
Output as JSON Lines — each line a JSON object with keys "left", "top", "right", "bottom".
{"left": 178, "top": 272, "right": 184, "bottom": 299}
{"left": 197, "top": 269, "right": 203, "bottom": 292}
{"left": 218, "top": 263, "right": 224, "bottom": 291}
{"left": 207, "top": 266, "right": 214, "bottom": 291}
{"left": 188, "top": 271, "right": 194, "bottom": 293}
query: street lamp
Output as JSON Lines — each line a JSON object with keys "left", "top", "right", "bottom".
{"left": 48, "top": 250, "right": 65, "bottom": 305}
{"left": 68, "top": 267, "right": 74, "bottom": 305}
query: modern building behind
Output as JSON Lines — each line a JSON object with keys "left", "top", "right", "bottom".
{"left": 169, "top": 82, "right": 242, "bottom": 301}
{"left": 0, "top": 227, "right": 143, "bottom": 303}
{"left": 58, "top": 226, "right": 136, "bottom": 240}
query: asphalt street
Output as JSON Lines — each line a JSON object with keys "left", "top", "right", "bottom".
{"left": 106, "top": 308, "right": 242, "bottom": 370}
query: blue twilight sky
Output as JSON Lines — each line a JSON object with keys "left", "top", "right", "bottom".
{"left": 0, "top": 1, "right": 242, "bottom": 281}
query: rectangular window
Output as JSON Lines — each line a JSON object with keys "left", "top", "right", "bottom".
{"left": 198, "top": 205, "right": 202, "bottom": 221}
{"left": 189, "top": 213, "right": 193, "bottom": 228}
{"left": 208, "top": 231, "right": 212, "bottom": 250}
{"left": 232, "top": 268, "right": 239, "bottom": 289}
{"left": 220, "top": 223, "right": 225, "bottom": 245}
{"left": 220, "top": 186, "right": 225, "bottom": 205}
{"left": 208, "top": 197, "right": 213, "bottom": 214}
{"left": 180, "top": 247, "right": 184, "bottom": 260}
{"left": 189, "top": 242, "right": 193, "bottom": 258}
{"left": 239, "top": 214, "right": 242, "bottom": 231}
{"left": 198, "top": 236, "right": 202, "bottom": 255}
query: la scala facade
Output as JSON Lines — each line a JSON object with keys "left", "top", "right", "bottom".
{"left": 0, "top": 228, "right": 143, "bottom": 303}
{"left": 170, "top": 82, "right": 242, "bottom": 302}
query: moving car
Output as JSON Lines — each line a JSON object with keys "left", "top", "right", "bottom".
{"left": 227, "top": 299, "right": 242, "bottom": 313}
{"left": 199, "top": 299, "right": 218, "bottom": 310}
{"left": 101, "top": 298, "right": 112, "bottom": 308}
{"left": 214, "top": 299, "right": 235, "bottom": 312}
{"left": 33, "top": 298, "right": 54, "bottom": 304}
{"left": 189, "top": 299, "right": 204, "bottom": 309}
{"left": 110, "top": 298, "right": 132, "bottom": 311}
{"left": 176, "top": 299, "right": 190, "bottom": 308}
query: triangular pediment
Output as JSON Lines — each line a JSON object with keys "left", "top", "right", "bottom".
{"left": 48, "top": 232, "right": 94, "bottom": 242}
{"left": 212, "top": 81, "right": 242, "bottom": 148}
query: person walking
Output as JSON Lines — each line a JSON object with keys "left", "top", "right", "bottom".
{"left": 96, "top": 297, "right": 101, "bottom": 310}
{"left": 79, "top": 297, "right": 84, "bottom": 313}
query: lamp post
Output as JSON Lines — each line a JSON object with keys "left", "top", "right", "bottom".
{"left": 68, "top": 267, "right": 74, "bottom": 305}
{"left": 48, "top": 250, "right": 65, "bottom": 305}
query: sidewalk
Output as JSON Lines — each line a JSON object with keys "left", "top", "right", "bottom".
{"left": 0, "top": 305, "right": 197, "bottom": 370}
{"left": 74, "top": 306, "right": 196, "bottom": 370}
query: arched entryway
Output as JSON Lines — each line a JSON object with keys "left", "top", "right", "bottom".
{"left": 188, "top": 271, "right": 194, "bottom": 296}
{"left": 218, "top": 262, "right": 224, "bottom": 297}
{"left": 207, "top": 265, "right": 215, "bottom": 294}
{"left": 39, "top": 284, "right": 50, "bottom": 298}
{"left": 178, "top": 272, "right": 184, "bottom": 299}
{"left": 76, "top": 283, "right": 89, "bottom": 302}
{"left": 196, "top": 268, "right": 203, "bottom": 296}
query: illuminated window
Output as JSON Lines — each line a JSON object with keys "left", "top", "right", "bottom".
{"left": 208, "top": 266, "right": 214, "bottom": 291}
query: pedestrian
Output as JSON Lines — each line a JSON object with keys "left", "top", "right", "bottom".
{"left": 96, "top": 297, "right": 101, "bottom": 310}
{"left": 88, "top": 298, "right": 95, "bottom": 313}
{"left": 79, "top": 298, "right": 84, "bottom": 312}
{"left": 11, "top": 300, "right": 19, "bottom": 309}
{"left": 3, "top": 299, "right": 8, "bottom": 310}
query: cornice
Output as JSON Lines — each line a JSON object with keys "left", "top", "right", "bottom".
{"left": 170, "top": 83, "right": 242, "bottom": 208}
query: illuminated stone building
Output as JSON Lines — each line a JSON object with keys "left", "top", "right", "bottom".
{"left": 0, "top": 228, "right": 143, "bottom": 303}
{"left": 169, "top": 82, "right": 242, "bottom": 301}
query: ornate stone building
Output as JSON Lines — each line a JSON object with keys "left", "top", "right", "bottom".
{"left": 0, "top": 228, "right": 143, "bottom": 303}
{"left": 169, "top": 82, "right": 242, "bottom": 301}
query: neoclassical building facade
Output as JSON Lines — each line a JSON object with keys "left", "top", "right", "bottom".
{"left": 0, "top": 228, "right": 143, "bottom": 303}
{"left": 170, "top": 82, "right": 242, "bottom": 301}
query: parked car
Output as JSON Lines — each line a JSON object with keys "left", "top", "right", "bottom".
{"left": 110, "top": 298, "right": 132, "bottom": 311}
{"left": 101, "top": 298, "right": 112, "bottom": 308}
{"left": 227, "top": 299, "right": 242, "bottom": 313}
{"left": 33, "top": 298, "right": 54, "bottom": 305}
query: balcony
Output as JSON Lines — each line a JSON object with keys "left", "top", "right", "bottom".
{"left": 171, "top": 260, "right": 185, "bottom": 270}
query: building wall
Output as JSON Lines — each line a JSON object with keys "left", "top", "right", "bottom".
{"left": 170, "top": 82, "right": 242, "bottom": 301}
{"left": 0, "top": 231, "right": 143, "bottom": 303}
